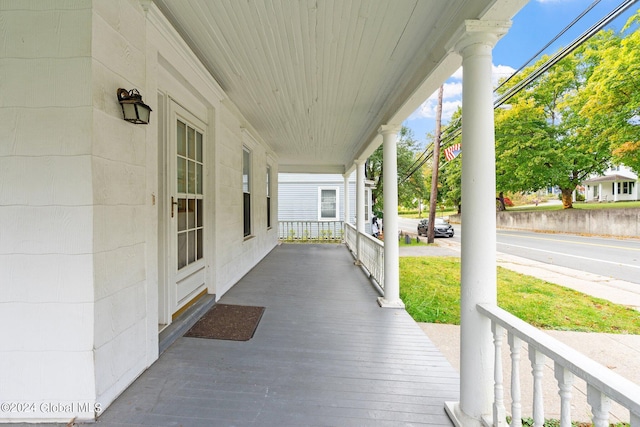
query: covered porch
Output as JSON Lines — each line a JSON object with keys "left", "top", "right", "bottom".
{"left": 94, "top": 244, "right": 458, "bottom": 426}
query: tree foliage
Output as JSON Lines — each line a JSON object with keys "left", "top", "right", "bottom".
{"left": 577, "top": 13, "right": 640, "bottom": 173}
{"left": 437, "top": 110, "right": 462, "bottom": 212}
{"left": 366, "top": 126, "right": 426, "bottom": 216}
{"left": 493, "top": 26, "right": 629, "bottom": 208}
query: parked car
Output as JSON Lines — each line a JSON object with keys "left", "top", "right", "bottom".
{"left": 417, "top": 218, "right": 454, "bottom": 238}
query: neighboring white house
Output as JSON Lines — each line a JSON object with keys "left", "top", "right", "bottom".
{"left": 278, "top": 173, "right": 375, "bottom": 235}
{"left": 583, "top": 166, "right": 639, "bottom": 202}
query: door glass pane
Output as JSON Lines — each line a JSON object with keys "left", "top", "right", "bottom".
{"left": 196, "top": 163, "right": 203, "bottom": 195}
{"left": 188, "top": 199, "right": 196, "bottom": 229}
{"left": 196, "top": 132, "right": 203, "bottom": 162}
{"left": 177, "top": 232, "right": 187, "bottom": 270}
{"left": 196, "top": 199, "right": 203, "bottom": 227}
{"left": 177, "top": 121, "right": 186, "bottom": 156}
{"left": 177, "top": 158, "right": 186, "bottom": 193}
{"left": 178, "top": 198, "right": 187, "bottom": 231}
{"left": 197, "top": 229, "right": 203, "bottom": 260}
{"left": 188, "top": 230, "right": 196, "bottom": 264}
{"left": 188, "top": 127, "right": 195, "bottom": 159}
{"left": 188, "top": 161, "right": 196, "bottom": 194}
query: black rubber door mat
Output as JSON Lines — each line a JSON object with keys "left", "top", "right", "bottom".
{"left": 184, "top": 304, "right": 265, "bottom": 341}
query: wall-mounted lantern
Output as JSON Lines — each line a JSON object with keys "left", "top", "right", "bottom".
{"left": 117, "top": 88, "right": 152, "bottom": 124}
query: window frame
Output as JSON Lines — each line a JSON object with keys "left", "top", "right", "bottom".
{"left": 266, "top": 165, "right": 272, "bottom": 229}
{"left": 175, "top": 117, "right": 205, "bottom": 272}
{"left": 318, "top": 186, "right": 340, "bottom": 221}
{"left": 243, "top": 146, "right": 252, "bottom": 238}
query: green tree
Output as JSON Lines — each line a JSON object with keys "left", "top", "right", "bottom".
{"left": 577, "top": 12, "right": 640, "bottom": 173}
{"left": 437, "top": 112, "right": 462, "bottom": 212}
{"left": 366, "top": 126, "right": 426, "bottom": 216}
{"left": 495, "top": 33, "right": 614, "bottom": 208}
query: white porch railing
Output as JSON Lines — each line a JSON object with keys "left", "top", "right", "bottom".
{"left": 278, "top": 221, "right": 344, "bottom": 243}
{"left": 478, "top": 303, "right": 640, "bottom": 427}
{"left": 344, "top": 223, "right": 384, "bottom": 290}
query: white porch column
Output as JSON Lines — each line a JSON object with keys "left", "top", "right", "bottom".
{"left": 343, "top": 172, "right": 351, "bottom": 225}
{"left": 598, "top": 183, "right": 603, "bottom": 201}
{"left": 445, "top": 20, "right": 511, "bottom": 427}
{"left": 355, "top": 160, "right": 366, "bottom": 263}
{"left": 613, "top": 181, "right": 619, "bottom": 202}
{"left": 378, "top": 125, "right": 404, "bottom": 308}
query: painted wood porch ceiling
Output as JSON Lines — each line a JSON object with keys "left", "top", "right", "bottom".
{"left": 153, "top": 0, "right": 525, "bottom": 173}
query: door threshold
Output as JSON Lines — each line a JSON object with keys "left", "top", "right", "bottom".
{"left": 158, "top": 294, "right": 216, "bottom": 355}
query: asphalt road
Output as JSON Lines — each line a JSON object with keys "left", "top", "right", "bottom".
{"left": 397, "top": 217, "right": 640, "bottom": 285}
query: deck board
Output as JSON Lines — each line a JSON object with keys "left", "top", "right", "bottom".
{"left": 94, "top": 244, "right": 459, "bottom": 426}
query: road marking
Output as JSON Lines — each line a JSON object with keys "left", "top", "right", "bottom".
{"left": 497, "top": 242, "right": 640, "bottom": 269}
{"left": 497, "top": 232, "right": 640, "bottom": 252}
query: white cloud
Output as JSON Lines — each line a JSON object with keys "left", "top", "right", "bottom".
{"left": 493, "top": 64, "right": 516, "bottom": 86}
{"left": 443, "top": 81, "right": 462, "bottom": 99}
{"left": 407, "top": 63, "right": 515, "bottom": 122}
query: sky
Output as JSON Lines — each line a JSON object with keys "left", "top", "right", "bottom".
{"left": 402, "top": 0, "right": 640, "bottom": 149}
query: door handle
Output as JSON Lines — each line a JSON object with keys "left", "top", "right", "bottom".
{"left": 171, "top": 196, "right": 179, "bottom": 218}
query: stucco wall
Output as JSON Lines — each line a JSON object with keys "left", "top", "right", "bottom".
{"left": 492, "top": 208, "right": 640, "bottom": 237}
{"left": 215, "top": 115, "right": 278, "bottom": 298}
{"left": 0, "top": 1, "right": 279, "bottom": 422}
{"left": 0, "top": 1, "right": 98, "bottom": 422}
{"left": 91, "top": 0, "right": 149, "bottom": 412}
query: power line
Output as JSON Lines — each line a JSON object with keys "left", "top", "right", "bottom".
{"left": 398, "top": 0, "right": 639, "bottom": 185}
{"left": 495, "top": 0, "right": 602, "bottom": 92}
{"left": 494, "top": 0, "right": 639, "bottom": 109}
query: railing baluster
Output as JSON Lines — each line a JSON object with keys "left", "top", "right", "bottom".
{"left": 529, "top": 348, "right": 545, "bottom": 427}
{"left": 509, "top": 334, "right": 522, "bottom": 427}
{"left": 278, "top": 221, "right": 344, "bottom": 242}
{"left": 478, "top": 304, "right": 640, "bottom": 427}
{"left": 587, "top": 385, "right": 611, "bottom": 427}
{"left": 492, "top": 322, "right": 507, "bottom": 427}
{"left": 554, "top": 364, "right": 574, "bottom": 427}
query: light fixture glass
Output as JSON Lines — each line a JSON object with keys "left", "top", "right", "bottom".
{"left": 117, "top": 88, "right": 152, "bottom": 124}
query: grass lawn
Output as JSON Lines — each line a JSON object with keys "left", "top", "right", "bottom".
{"left": 399, "top": 208, "right": 458, "bottom": 218}
{"left": 508, "top": 200, "right": 640, "bottom": 212}
{"left": 400, "top": 257, "right": 640, "bottom": 334}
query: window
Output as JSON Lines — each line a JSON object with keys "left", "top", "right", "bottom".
{"left": 365, "top": 188, "right": 370, "bottom": 221}
{"left": 243, "top": 147, "right": 251, "bottom": 237}
{"left": 318, "top": 187, "right": 339, "bottom": 221}
{"left": 266, "top": 165, "right": 272, "bottom": 229}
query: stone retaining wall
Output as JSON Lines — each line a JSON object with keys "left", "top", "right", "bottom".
{"left": 449, "top": 208, "right": 640, "bottom": 238}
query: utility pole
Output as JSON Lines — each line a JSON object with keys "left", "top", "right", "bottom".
{"left": 427, "top": 85, "right": 444, "bottom": 244}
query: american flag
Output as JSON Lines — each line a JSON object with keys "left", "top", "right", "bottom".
{"left": 443, "top": 143, "right": 461, "bottom": 161}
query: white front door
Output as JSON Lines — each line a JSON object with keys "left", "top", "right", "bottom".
{"left": 169, "top": 102, "right": 207, "bottom": 316}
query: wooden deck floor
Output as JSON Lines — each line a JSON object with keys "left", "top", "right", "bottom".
{"left": 94, "top": 244, "right": 459, "bottom": 426}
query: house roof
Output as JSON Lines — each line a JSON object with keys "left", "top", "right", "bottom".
{"left": 152, "top": 0, "right": 527, "bottom": 174}
{"left": 583, "top": 173, "right": 639, "bottom": 184}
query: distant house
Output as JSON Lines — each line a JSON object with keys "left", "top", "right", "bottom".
{"left": 278, "top": 173, "right": 375, "bottom": 237}
{"left": 582, "top": 166, "right": 639, "bottom": 202}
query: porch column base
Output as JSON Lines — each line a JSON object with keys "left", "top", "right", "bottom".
{"left": 445, "top": 401, "right": 486, "bottom": 427}
{"left": 377, "top": 297, "right": 405, "bottom": 309}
